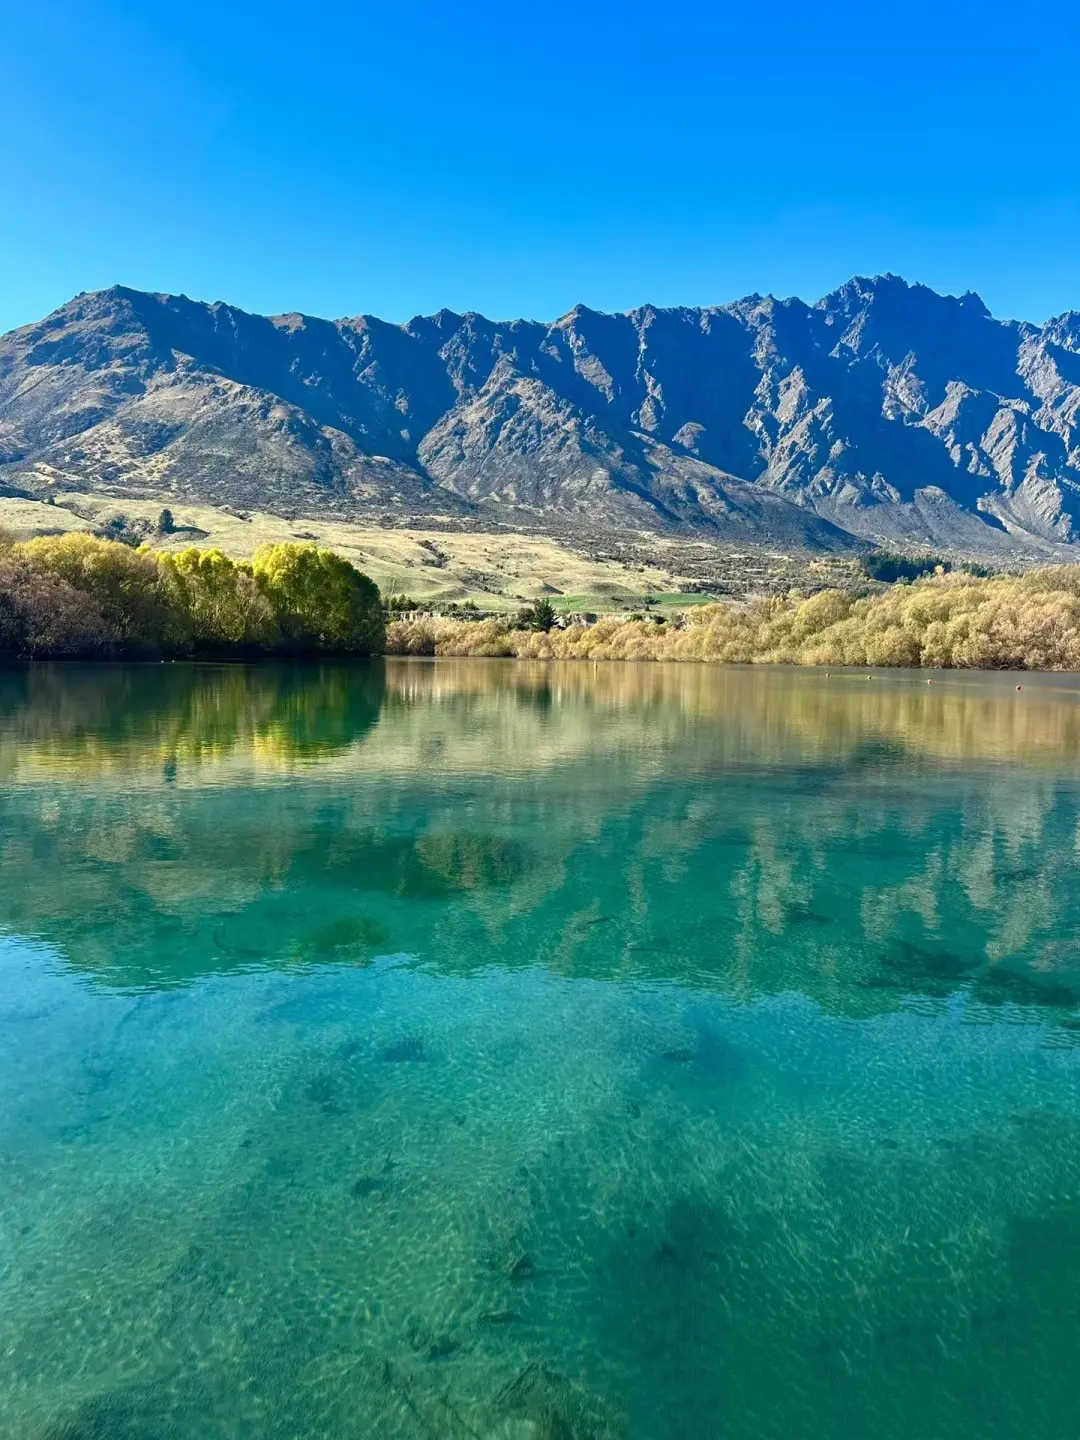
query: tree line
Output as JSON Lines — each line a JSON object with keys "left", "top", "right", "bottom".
{"left": 387, "top": 566, "right": 1080, "bottom": 671}
{"left": 6, "top": 530, "right": 1080, "bottom": 671}
{"left": 0, "top": 534, "right": 384, "bottom": 658}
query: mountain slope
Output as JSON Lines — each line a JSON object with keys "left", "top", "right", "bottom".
{"left": 3, "top": 277, "right": 1080, "bottom": 552}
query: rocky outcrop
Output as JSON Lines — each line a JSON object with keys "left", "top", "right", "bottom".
{"left": 3, "top": 276, "right": 1080, "bottom": 552}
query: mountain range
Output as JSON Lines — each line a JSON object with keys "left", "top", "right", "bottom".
{"left": 3, "top": 275, "right": 1080, "bottom": 554}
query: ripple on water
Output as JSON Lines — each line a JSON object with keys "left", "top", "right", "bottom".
{"left": 1, "top": 663, "right": 1080, "bottom": 1439}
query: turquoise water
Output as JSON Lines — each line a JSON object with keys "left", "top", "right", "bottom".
{"left": 2, "top": 659, "right": 1080, "bottom": 1439}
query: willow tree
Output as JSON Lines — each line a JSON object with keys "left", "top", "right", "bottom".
{"left": 19, "top": 533, "right": 184, "bottom": 649}
{"left": 251, "top": 543, "right": 385, "bottom": 654}
{"left": 159, "top": 548, "right": 279, "bottom": 649}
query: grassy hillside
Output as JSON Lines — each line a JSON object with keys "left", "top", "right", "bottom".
{"left": 0, "top": 491, "right": 859, "bottom": 611}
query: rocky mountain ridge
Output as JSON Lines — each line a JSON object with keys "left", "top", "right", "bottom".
{"left": 3, "top": 275, "right": 1080, "bottom": 553}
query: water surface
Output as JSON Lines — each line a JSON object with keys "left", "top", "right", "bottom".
{"left": 2, "top": 659, "right": 1079, "bottom": 1438}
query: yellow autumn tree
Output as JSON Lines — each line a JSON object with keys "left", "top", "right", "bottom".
{"left": 251, "top": 542, "right": 385, "bottom": 654}
{"left": 158, "top": 548, "right": 279, "bottom": 648}
{"left": 18, "top": 533, "right": 185, "bottom": 648}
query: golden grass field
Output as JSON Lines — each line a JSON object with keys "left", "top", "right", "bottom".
{"left": 0, "top": 491, "right": 708, "bottom": 612}
{"left": 0, "top": 490, "right": 854, "bottom": 612}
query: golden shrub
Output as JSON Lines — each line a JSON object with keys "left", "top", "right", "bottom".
{"left": 386, "top": 570, "right": 1080, "bottom": 671}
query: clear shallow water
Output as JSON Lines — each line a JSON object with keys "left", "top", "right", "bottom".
{"left": 1, "top": 660, "right": 1080, "bottom": 1439}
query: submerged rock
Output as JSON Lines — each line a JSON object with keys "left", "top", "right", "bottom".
{"left": 350, "top": 1175, "right": 384, "bottom": 1199}
{"left": 380, "top": 1036, "right": 427, "bottom": 1063}
{"left": 300, "top": 1352, "right": 479, "bottom": 1438}
{"left": 484, "top": 1363, "right": 624, "bottom": 1440}
{"left": 508, "top": 1253, "right": 536, "bottom": 1282}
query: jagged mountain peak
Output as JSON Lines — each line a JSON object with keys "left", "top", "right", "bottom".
{"left": 820, "top": 271, "right": 916, "bottom": 303}
{"left": 404, "top": 307, "right": 465, "bottom": 334}
{"left": 1041, "top": 311, "right": 1080, "bottom": 351}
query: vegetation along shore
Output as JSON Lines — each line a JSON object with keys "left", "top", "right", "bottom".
{"left": 3, "top": 530, "right": 1080, "bottom": 670}
{"left": 0, "top": 533, "right": 384, "bottom": 659}
{"left": 390, "top": 567, "right": 1080, "bottom": 670}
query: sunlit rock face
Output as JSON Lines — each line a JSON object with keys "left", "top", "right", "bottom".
{"left": 3, "top": 275, "right": 1080, "bottom": 552}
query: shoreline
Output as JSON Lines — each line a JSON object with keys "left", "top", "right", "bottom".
{"left": 3, "top": 654, "right": 1077, "bottom": 681}
{"left": 384, "top": 563, "right": 1080, "bottom": 671}
{"left": 4, "top": 532, "right": 1080, "bottom": 672}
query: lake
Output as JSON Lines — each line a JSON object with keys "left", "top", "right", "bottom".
{"left": 2, "top": 658, "right": 1079, "bottom": 1439}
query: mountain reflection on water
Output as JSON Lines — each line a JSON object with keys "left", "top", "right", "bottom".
{"left": 0, "top": 659, "right": 1078, "bottom": 1018}
{"left": 3, "top": 659, "right": 1080, "bottom": 1440}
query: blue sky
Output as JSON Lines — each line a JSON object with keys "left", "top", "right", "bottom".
{"left": 2, "top": 0, "right": 1078, "bottom": 333}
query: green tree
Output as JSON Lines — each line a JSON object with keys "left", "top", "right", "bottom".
{"left": 157, "top": 508, "right": 176, "bottom": 535}
{"left": 863, "top": 551, "right": 948, "bottom": 584}
{"left": 251, "top": 542, "right": 385, "bottom": 654}
{"left": 158, "top": 548, "right": 279, "bottom": 648}
{"left": 516, "top": 598, "right": 557, "bottom": 632}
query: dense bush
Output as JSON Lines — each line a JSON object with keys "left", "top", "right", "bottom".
{"left": 22, "top": 533, "right": 181, "bottom": 648}
{"left": 862, "top": 550, "right": 995, "bottom": 583}
{"left": 861, "top": 550, "right": 947, "bottom": 583}
{"left": 0, "top": 535, "right": 384, "bottom": 659}
{"left": 384, "top": 593, "right": 419, "bottom": 614}
{"left": 0, "top": 551, "right": 116, "bottom": 656}
{"left": 386, "top": 567, "right": 1080, "bottom": 671}
{"left": 251, "top": 542, "right": 384, "bottom": 653}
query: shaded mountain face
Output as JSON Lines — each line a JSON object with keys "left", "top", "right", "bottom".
{"left": 3, "top": 275, "right": 1080, "bottom": 552}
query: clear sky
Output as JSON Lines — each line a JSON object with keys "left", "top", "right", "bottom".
{"left": 2, "top": 0, "right": 1078, "bottom": 333}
